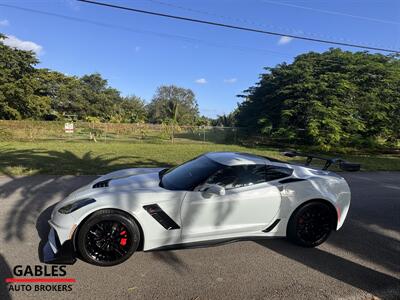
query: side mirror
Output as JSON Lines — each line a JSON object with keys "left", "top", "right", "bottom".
{"left": 201, "top": 184, "right": 226, "bottom": 196}
{"left": 158, "top": 168, "right": 168, "bottom": 179}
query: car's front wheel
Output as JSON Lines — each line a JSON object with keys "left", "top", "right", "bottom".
{"left": 76, "top": 209, "right": 140, "bottom": 266}
{"left": 287, "top": 202, "right": 335, "bottom": 247}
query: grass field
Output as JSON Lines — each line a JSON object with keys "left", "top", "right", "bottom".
{"left": 0, "top": 141, "right": 399, "bottom": 176}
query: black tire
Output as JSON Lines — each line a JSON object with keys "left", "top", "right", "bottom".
{"left": 77, "top": 209, "right": 140, "bottom": 266}
{"left": 287, "top": 202, "right": 335, "bottom": 247}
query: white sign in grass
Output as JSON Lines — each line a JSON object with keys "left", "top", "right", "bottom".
{"left": 64, "top": 122, "right": 74, "bottom": 133}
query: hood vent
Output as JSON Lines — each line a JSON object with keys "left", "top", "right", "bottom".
{"left": 92, "top": 179, "right": 111, "bottom": 188}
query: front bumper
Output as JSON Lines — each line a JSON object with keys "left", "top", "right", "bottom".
{"left": 42, "top": 227, "right": 76, "bottom": 265}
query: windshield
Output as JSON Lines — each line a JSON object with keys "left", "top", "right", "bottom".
{"left": 161, "top": 155, "right": 222, "bottom": 190}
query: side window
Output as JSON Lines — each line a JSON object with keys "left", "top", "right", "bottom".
{"left": 205, "top": 166, "right": 238, "bottom": 189}
{"left": 206, "top": 164, "right": 266, "bottom": 189}
{"left": 265, "top": 166, "right": 293, "bottom": 181}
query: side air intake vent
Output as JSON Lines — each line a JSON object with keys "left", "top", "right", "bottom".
{"left": 143, "top": 204, "right": 180, "bottom": 230}
{"left": 92, "top": 179, "right": 111, "bottom": 188}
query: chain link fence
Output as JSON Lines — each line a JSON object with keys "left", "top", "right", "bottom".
{"left": 2, "top": 120, "right": 397, "bottom": 153}
{"left": 0, "top": 120, "right": 251, "bottom": 144}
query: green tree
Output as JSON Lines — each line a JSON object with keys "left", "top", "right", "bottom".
{"left": 119, "top": 96, "right": 147, "bottom": 123}
{"left": 196, "top": 115, "right": 213, "bottom": 126}
{"left": 236, "top": 49, "right": 400, "bottom": 149}
{"left": 0, "top": 34, "right": 146, "bottom": 122}
{"left": 52, "top": 73, "right": 124, "bottom": 121}
{"left": 79, "top": 73, "right": 122, "bottom": 120}
{"left": 212, "top": 112, "right": 237, "bottom": 127}
{"left": 147, "top": 85, "right": 199, "bottom": 125}
{"left": 0, "top": 33, "right": 51, "bottom": 119}
{"left": 54, "top": 75, "right": 87, "bottom": 119}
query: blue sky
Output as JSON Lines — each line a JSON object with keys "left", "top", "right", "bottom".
{"left": 0, "top": 0, "right": 399, "bottom": 117}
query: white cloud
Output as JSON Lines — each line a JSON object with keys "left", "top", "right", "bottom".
{"left": 195, "top": 78, "right": 207, "bottom": 84}
{"left": 3, "top": 35, "right": 43, "bottom": 55}
{"left": 223, "top": 78, "right": 237, "bottom": 84}
{"left": 65, "top": 0, "right": 81, "bottom": 11}
{"left": 0, "top": 19, "right": 9, "bottom": 26}
{"left": 278, "top": 36, "right": 293, "bottom": 45}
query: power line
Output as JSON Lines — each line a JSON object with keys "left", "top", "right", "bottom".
{"left": 77, "top": 0, "right": 399, "bottom": 53}
{"left": 143, "top": 0, "right": 395, "bottom": 52}
{"left": 1, "top": 3, "right": 397, "bottom": 67}
{"left": 0, "top": 3, "right": 295, "bottom": 57}
{"left": 7, "top": 3, "right": 391, "bottom": 69}
{"left": 261, "top": 0, "right": 400, "bottom": 26}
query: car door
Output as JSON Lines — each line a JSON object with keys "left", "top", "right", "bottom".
{"left": 180, "top": 164, "right": 282, "bottom": 241}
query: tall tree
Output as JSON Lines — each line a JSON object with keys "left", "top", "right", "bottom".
{"left": 236, "top": 49, "right": 400, "bottom": 148}
{"left": 79, "top": 73, "right": 121, "bottom": 120}
{"left": 116, "top": 95, "right": 147, "bottom": 123}
{"left": 147, "top": 85, "right": 199, "bottom": 125}
{"left": 0, "top": 33, "right": 51, "bottom": 119}
{"left": 0, "top": 34, "right": 149, "bottom": 122}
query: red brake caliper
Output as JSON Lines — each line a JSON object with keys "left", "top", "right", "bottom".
{"left": 120, "top": 230, "right": 127, "bottom": 246}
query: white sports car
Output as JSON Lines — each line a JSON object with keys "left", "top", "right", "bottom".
{"left": 43, "top": 151, "right": 359, "bottom": 266}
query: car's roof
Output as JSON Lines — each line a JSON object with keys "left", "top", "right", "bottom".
{"left": 205, "top": 152, "right": 271, "bottom": 166}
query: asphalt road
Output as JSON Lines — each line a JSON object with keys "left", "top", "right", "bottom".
{"left": 0, "top": 172, "right": 399, "bottom": 300}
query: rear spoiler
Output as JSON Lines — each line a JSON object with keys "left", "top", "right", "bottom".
{"left": 283, "top": 151, "right": 361, "bottom": 172}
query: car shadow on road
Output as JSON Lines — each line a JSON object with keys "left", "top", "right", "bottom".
{"left": 150, "top": 251, "right": 190, "bottom": 274}
{"left": 328, "top": 173, "right": 400, "bottom": 274}
{"left": 1, "top": 175, "right": 96, "bottom": 242}
{"left": 256, "top": 173, "right": 400, "bottom": 300}
{"left": 257, "top": 239, "right": 400, "bottom": 300}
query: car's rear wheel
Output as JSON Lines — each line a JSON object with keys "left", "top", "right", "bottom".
{"left": 287, "top": 202, "right": 334, "bottom": 247}
{"left": 77, "top": 210, "right": 140, "bottom": 266}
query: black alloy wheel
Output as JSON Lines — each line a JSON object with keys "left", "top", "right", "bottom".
{"left": 77, "top": 210, "right": 140, "bottom": 266}
{"left": 287, "top": 202, "right": 334, "bottom": 247}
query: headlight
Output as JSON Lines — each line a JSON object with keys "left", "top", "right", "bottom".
{"left": 58, "top": 198, "right": 96, "bottom": 214}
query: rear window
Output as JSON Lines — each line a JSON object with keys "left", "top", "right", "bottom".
{"left": 265, "top": 166, "right": 293, "bottom": 181}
